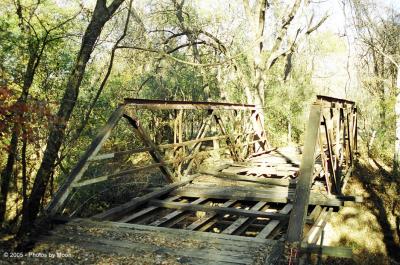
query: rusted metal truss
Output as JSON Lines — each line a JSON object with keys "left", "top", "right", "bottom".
{"left": 45, "top": 95, "right": 359, "bottom": 264}
{"left": 47, "top": 98, "right": 268, "bottom": 216}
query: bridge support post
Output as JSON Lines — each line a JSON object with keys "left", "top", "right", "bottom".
{"left": 283, "top": 103, "right": 322, "bottom": 264}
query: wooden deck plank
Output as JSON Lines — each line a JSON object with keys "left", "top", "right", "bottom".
{"left": 149, "top": 200, "right": 289, "bottom": 220}
{"left": 170, "top": 186, "right": 360, "bottom": 207}
{"left": 199, "top": 170, "right": 294, "bottom": 186}
{"left": 186, "top": 200, "right": 237, "bottom": 231}
{"left": 45, "top": 233, "right": 254, "bottom": 264}
{"left": 256, "top": 204, "right": 293, "bottom": 239}
{"left": 303, "top": 208, "right": 333, "bottom": 244}
{"left": 117, "top": 195, "right": 180, "bottom": 223}
{"left": 69, "top": 218, "right": 274, "bottom": 245}
{"left": 222, "top": 201, "right": 267, "bottom": 235}
{"left": 56, "top": 221, "right": 264, "bottom": 253}
{"left": 92, "top": 175, "right": 197, "bottom": 221}
{"left": 150, "top": 197, "right": 207, "bottom": 227}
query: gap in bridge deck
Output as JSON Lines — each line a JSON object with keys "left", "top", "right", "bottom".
{"left": 113, "top": 192, "right": 310, "bottom": 240}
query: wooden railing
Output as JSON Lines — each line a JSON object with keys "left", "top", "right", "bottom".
{"left": 46, "top": 98, "right": 268, "bottom": 216}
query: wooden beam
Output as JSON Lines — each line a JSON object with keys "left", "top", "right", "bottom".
{"left": 301, "top": 244, "right": 352, "bottom": 258}
{"left": 117, "top": 195, "right": 180, "bottom": 223}
{"left": 323, "top": 115, "right": 338, "bottom": 193}
{"left": 92, "top": 175, "right": 197, "bottom": 221}
{"left": 303, "top": 208, "right": 332, "bottom": 244}
{"left": 46, "top": 105, "right": 126, "bottom": 216}
{"left": 149, "top": 200, "right": 289, "bottom": 220}
{"left": 149, "top": 197, "right": 207, "bottom": 227}
{"left": 257, "top": 204, "right": 293, "bottom": 238}
{"left": 199, "top": 170, "right": 293, "bottom": 186}
{"left": 286, "top": 103, "right": 322, "bottom": 250}
{"left": 170, "top": 185, "right": 361, "bottom": 206}
{"left": 307, "top": 205, "right": 322, "bottom": 224}
{"left": 186, "top": 200, "right": 237, "bottom": 231}
{"left": 222, "top": 201, "right": 267, "bottom": 235}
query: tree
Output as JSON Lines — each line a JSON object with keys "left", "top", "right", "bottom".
{"left": 350, "top": 0, "right": 400, "bottom": 172}
{"left": 240, "top": 0, "right": 328, "bottom": 108}
{"left": 0, "top": 0, "right": 78, "bottom": 226}
{"left": 18, "top": 0, "right": 125, "bottom": 237}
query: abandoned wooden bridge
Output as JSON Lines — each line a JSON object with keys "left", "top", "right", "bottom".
{"left": 39, "top": 95, "right": 361, "bottom": 264}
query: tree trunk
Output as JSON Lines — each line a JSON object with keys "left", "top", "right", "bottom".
{"left": 18, "top": 0, "right": 124, "bottom": 237}
{"left": 394, "top": 67, "right": 400, "bottom": 176}
{"left": 0, "top": 50, "right": 37, "bottom": 226}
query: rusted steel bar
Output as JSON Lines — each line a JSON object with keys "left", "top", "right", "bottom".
{"left": 123, "top": 113, "right": 176, "bottom": 183}
{"left": 316, "top": 95, "right": 355, "bottom": 105}
{"left": 213, "top": 112, "right": 240, "bottom": 161}
{"left": 124, "top": 98, "right": 259, "bottom": 110}
{"left": 180, "top": 111, "right": 214, "bottom": 178}
{"left": 323, "top": 115, "right": 338, "bottom": 193}
{"left": 71, "top": 163, "right": 162, "bottom": 188}
{"left": 87, "top": 147, "right": 152, "bottom": 162}
{"left": 46, "top": 105, "right": 126, "bottom": 216}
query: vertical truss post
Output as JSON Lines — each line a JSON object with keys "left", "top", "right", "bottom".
{"left": 353, "top": 107, "right": 358, "bottom": 154}
{"left": 46, "top": 105, "right": 126, "bottom": 216}
{"left": 213, "top": 112, "right": 240, "bottom": 161}
{"left": 251, "top": 110, "right": 268, "bottom": 153}
{"left": 323, "top": 115, "right": 338, "bottom": 193}
{"left": 283, "top": 102, "right": 322, "bottom": 264}
{"left": 182, "top": 110, "right": 214, "bottom": 177}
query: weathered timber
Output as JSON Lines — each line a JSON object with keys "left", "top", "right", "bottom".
{"left": 170, "top": 185, "right": 361, "bottom": 206}
{"left": 301, "top": 244, "right": 353, "bottom": 258}
{"left": 92, "top": 175, "right": 197, "bottom": 221}
{"left": 186, "top": 200, "right": 237, "bottom": 230}
{"left": 307, "top": 205, "right": 322, "bottom": 224}
{"left": 117, "top": 195, "right": 180, "bottom": 223}
{"left": 323, "top": 115, "right": 338, "bottom": 193}
{"left": 46, "top": 106, "right": 126, "bottom": 216}
{"left": 72, "top": 218, "right": 274, "bottom": 244}
{"left": 341, "top": 165, "right": 354, "bottom": 193}
{"left": 46, "top": 233, "right": 254, "bottom": 264}
{"left": 256, "top": 204, "right": 293, "bottom": 238}
{"left": 149, "top": 200, "right": 289, "bottom": 220}
{"left": 286, "top": 103, "right": 322, "bottom": 247}
{"left": 199, "top": 170, "right": 293, "bottom": 186}
{"left": 222, "top": 201, "right": 267, "bottom": 234}
{"left": 149, "top": 197, "right": 207, "bottom": 227}
{"left": 303, "top": 208, "right": 332, "bottom": 244}
{"left": 317, "top": 95, "right": 355, "bottom": 106}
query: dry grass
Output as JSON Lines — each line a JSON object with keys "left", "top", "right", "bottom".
{"left": 323, "top": 158, "right": 400, "bottom": 265}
